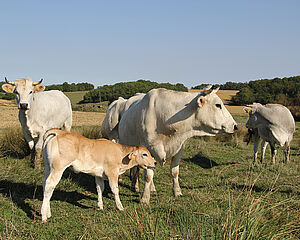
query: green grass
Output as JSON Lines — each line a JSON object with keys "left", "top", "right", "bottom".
{"left": 0, "top": 115, "right": 299, "bottom": 239}
{"left": 64, "top": 91, "right": 89, "bottom": 105}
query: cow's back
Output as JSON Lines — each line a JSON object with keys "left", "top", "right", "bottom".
{"left": 258, "top": 104, "right": 295, "bottom": 134}
{"left": 27, "top": 90, "right": 72, "bottom": 130}
{"left": 118, "top": 89, "right": 196, "bottom": 147}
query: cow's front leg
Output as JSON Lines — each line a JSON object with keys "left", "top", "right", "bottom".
{"left": 170, "top": 145, "right": 184, "bottom": 197}
{"left": 140, "top": 168, "right": 154, "bottom": 204}
{"left": 253, "top": 132, "right": 260, "bottom": 163}
{"left": 107, "top": 173, "right": 124, "bottom": 210}
{"left": 34, "top": 133, "right": 45, "bottom": 170}
{"left": 260, "top": 140, "right": 268, "bottom": 164}
{"left": 130, "top": 167, "right": 140, "bottom": 192}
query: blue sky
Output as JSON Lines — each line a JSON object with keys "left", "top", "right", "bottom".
{"left": 1, "top": 0, "right": 299, "bottom": 88}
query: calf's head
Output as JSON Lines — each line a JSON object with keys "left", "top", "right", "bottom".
{"left": 128, "top": 146, "right": 157, "bottom": 169}
{"left": 194, "top": 87, "right": 238, "bottom": 135}
{"left": 2, "top": 78, "right": 45, "bottom": 110}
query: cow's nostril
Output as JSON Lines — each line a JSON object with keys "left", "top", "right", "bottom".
{"left": 154, "top": 162, "right": 157, "bottom": 166}
{"left": 234, "top": 125, "right": 238, "bottom": 131}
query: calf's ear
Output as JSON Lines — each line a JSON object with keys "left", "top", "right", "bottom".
{"left": 128, "top": 152, "right": 136, "bottom": 160}
{"left": 33, "top": 84, "right": 45, "bottom": 93}
{"left": 2, "top": 84, "right": 15, "bottom": 93}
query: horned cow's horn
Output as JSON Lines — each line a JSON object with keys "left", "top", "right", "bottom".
{"left": 32, "top": 78, "right": 43, "bottom": 86}
{"left": 5, "top": 77, "right": 15, "bottom": 85}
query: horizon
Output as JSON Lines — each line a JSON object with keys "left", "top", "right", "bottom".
{"left": 1, "top": 1, "right": 299, "bottom": 89}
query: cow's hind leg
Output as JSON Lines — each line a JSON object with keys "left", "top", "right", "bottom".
{"left": 170, "top": 145, "right": 184, "bottom": 197}
{"left": 41, "top": 169, "right": 64, "bottom": 222}
{"left": 95, "top": 176, "right": 105, "bottom": 210}
{"left": 270, "top": 143, "right": 277, "bottom": 164}
{"left": 63, "top": 117, "right": 72, "bottom": 131}
{"left": 284, "top": 143, "right": 291, "bottom": 163}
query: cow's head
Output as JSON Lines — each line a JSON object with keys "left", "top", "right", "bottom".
{"left": 2, "top": 78, "right": 45, "bottom": 110}
{"left": 243, "top": 103, "right": 262, "bottom": 129}
{"left": 128, "top": 146, "right": 157, "bottom": 170}
{"left": 193, "top": 86, "right": 238, "bottom": 135}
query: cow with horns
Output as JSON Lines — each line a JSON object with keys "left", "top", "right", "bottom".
{"left": 2, "top": 78, "right": 72, "bottom": 169}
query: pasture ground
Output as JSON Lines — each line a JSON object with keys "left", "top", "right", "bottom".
{"left": 0, "top": 92, "right": 299, "bottom": 239}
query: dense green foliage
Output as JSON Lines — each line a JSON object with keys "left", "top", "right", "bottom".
{"left": 232, "top": 76, "right": 300, "bottom": 120}
{"left": 231, "top": 76, "right": 300, "bottom": 105}
{"left": 80, "top": 79, "right": 188, "bottom": 103}
{"left": 192, "top": 82, "right": 248, "bottom": 90}
{"left": 46, "top": 82, "right": 94, "bottom": 92}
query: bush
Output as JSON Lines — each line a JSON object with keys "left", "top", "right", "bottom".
{"left": 80, "top": 79, "right": 188, "bottom": 103}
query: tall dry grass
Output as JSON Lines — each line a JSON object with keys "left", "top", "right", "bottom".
{"left": 0, "top": 127, "right": 30, "bottom": 159}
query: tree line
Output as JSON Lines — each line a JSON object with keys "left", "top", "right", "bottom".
{"left": 80, "top": 80, "right": 188, "bottom": 103}
{"left": 193, "top": 76, "right": 300, "bottom": 120}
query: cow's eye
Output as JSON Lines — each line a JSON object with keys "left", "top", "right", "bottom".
{"left": 216, "top": 104, "right": 222, "bottom": 109}
{"left": 142, "top": 153, "right": 148, "bottom": 157}
{"left": 29, "top": 91, "right": 33, "bottom": 94}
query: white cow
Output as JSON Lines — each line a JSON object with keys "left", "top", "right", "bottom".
{"left": 244, "top": 103, "right": 295, "bottom": 164}
{"left": 2, "top": 78, "right": 72, "bottom": 169}
{"left": 101, "top": 93, "right": 146, "bottom": 141}
{"left": 117, "top": 87, "right": 238, "bottom": 204}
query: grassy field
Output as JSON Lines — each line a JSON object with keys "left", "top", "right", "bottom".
{"left": 64, "top": 91, "right": 89, "bottom": 105}
{"left": 0, "top": 113, "right": 299, "bottom": 239}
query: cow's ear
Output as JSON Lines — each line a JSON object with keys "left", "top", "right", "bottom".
{"left": 33, "top": 84, "right": 45, "bottom": 93}
{"left": 2, "top": 84, "right": 15, "bottom": 93}
{"left": 197, "top": 96, "right": 206, "bottom": 107}
{"left": 243, "top": 107, "right": 252, "bottom": 114}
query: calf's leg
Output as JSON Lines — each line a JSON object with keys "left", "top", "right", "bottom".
{"left": 107, "top": 173, "right": 124, "bottom": 210}
{"left": 95, "top": 177, "right": 105, "bottom": 210}
{"left": 41, "top": 169, "right": 64, "bottom": 222}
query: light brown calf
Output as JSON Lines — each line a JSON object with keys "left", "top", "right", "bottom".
{"left": 41, "top": 128, "right": 156, "bottom": 222}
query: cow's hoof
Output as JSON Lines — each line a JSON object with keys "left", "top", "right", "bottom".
{"left": 131, "top": 186, "right": 139, "bottom": 193}
{"left": 140, "top": 197, "right": 150, "bottom": 205}
{"left": 174, "top": 190, "right": 183, "bottom": 197}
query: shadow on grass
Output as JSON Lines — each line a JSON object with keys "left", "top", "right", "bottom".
{"left": 183, "top": 152, "right": 238, "bottom": 169}
{"left": 63, "top": 169, "right": 139, "bottom": 199}
{"left": 183, "top": 152, "right": 220, "bottom": 169}
{"left": 0, "top": 179, "right": 97, "bottom": 220}
{"left": 231, "top": 183, "right": 299, "bottom": 196}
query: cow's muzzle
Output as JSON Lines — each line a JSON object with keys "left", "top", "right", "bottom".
{"left": 19, "top": 103, "right": 29, "bottom": 110}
